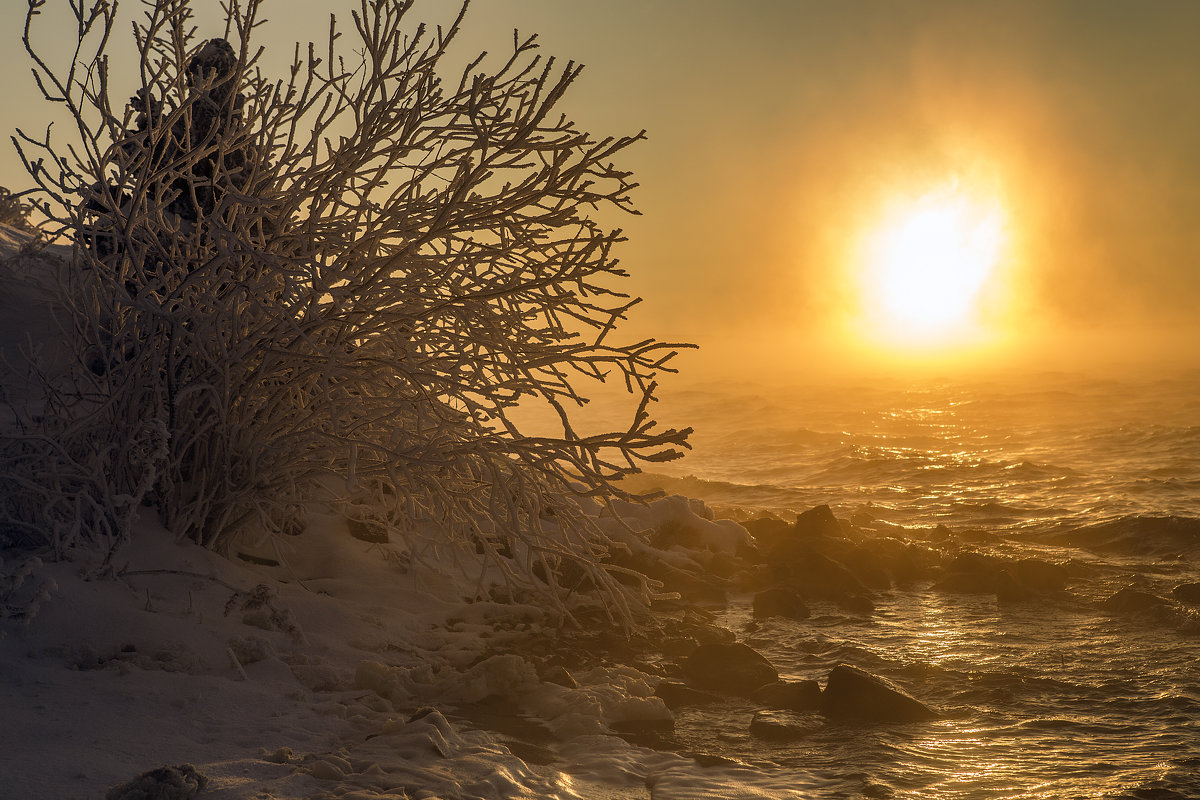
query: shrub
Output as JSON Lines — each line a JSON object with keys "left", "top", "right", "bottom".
{"left": 3, "top": 0, "right": 691, "bottom": 622}
{"left": 0, "top": 187, "right": 33, "bottom": 230}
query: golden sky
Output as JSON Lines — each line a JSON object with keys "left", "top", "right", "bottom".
{"left": 3, "top": 1, "right": 1199, "bottom": 377}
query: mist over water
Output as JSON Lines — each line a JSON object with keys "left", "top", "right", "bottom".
{"left": 619, "top": 370, "right": 1200, "bottom": 798}
{"left": 634, "top": 370, "right": 1200, "bottom": 529}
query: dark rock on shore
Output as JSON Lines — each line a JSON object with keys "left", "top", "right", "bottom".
{"left": 836, "top": 593, "right": 876, "bottom": 615}
{"left": 607, "top": 549, "right": 729, "bottom": 603}
{"left": 838, "top": 547, "right": 893, "bottom": 590}
{"left": 683, "top": 642, "right": 779, "bottom": 695}
{"left": 655, "top": 681, "right": 722, "bottom": 709}
{"left": 1172, "top": 582, "right": 1200, "bottom": 604}
{"left": 874, "top": 537, "right": 940, "bottom": 584}
{"left": 1013, "top": 558, "right": 1069, "bottom": 594}
{"left": 679, "top": 609, "right": 737, "bottom": 646}
{"left": 749, "top": 710, "right": 824, "bottom": 741}
{"left": 935, "top": 552, "right": 1004, "bottom": 594}
{"left": 746, "top": 504, "right": 973, "bottom": 601}
{"left": 541, "top": 665, "right": 577, "bottom": 688}
{"left": 751, "top": 679, "right": 822, "bottom": 712}
{"left": 820, "top": 664, "right": 938, "bottom": 723}
{"left": 106, "top": 764, "right": 207, "bottom": 800}
{"left": 661, "top": 636, "right": 700, "bottom": 658}
{"left": 611, "top": 717, "right": 675, "bottom": 735}
{"left": 752, "top": 587, "right": 810, "bottom": 620}
{"left": 935, "top": 552, "right": 1070, "bottom": 602}
{"left": 1102, "top": 586, "right": 1173, "bottom": 615}
{"left": 768, "top": 548, "right": 872, "bottom": 602}
{"left": 994, "top": 568, "right": 1034, "bottom": 602}
{"left": 741, "top": 517, "right": 792, "bottom": 551}
{"left": 795, "top": 504, "right": 843, "bottom": 538}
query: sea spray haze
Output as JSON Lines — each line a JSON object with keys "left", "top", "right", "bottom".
{"left": 1, "top": 0, "right": 691, "bottom": 622}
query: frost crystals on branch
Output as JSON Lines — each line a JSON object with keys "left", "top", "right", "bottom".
{"left": 4, "top": 0, "right": 693, "bottom": 625}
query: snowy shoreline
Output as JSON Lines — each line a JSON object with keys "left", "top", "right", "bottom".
{"left": 1, "top": 487, "right": 805, "bottom": 799}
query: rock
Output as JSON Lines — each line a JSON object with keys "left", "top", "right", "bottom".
{"left": 994, "top": 569, "right": 1034, "bottom": 603}
{"left": 751, "top": 680, "right": 822, "bottom": 712}
{"left": 610, "top": 718, "right": 675, "bottom": 735}
{"left": 654, "top": 681, "right": 722, "bottom": 709}
{"left": 990, "top": 558, "right": 1067, "bottom": 602}
{"left": 749, "top": 710, "right": 824, "bottom": 741}
{"left": 1013, "top": 558, "right": 1069, "bottom": 594}
{"left": 347, "top": 516, "right": 388, "bottom": 543}
{"left": 820, "top": 664, "right": 938, "bottom": 723}
{"left": 308, "top": 759, "right": 347, "bottom": 781}
{"left": 263, "top": 747, "right": 295, "bottom": 764}
{"left": 934, "top": 552, "right": 1003, "bottom": 594}
{"left": 1102, "top": 587, "right": 1172, "bottom": 615}
{"left": 768, "top": 548, "right": 871, "bottom": 601}
{"left": 660, "top": 636, "right": 699, "bottom": 658}
{"left": 743, "top": 517, "right": 792, "bottom": 551}
{"left": 541, "top": 665, "right": 577, "bottom": 689}
{"left": 685, "top": 620, "right": 738, "bottom": 646}
{"left": 676, "top": 609, "right": 739, "bottom": 647}
{"left": 934, "top": 571, "right": 987, "bottom": 594}
{"left": 951, "top": 551, "right": 1003, "bottom": 574}
{"left": 753, "top": 587, "right": 810, "bottom": 620}
{"left": 1172, "top": 582, "right": 1200, "bottom": 604}
{"left": 683, "top": 642, "right": 779, "bottom": 695}
{"left": 290, "top": 663, "right": 341, "bottom": 692}
{"left": 650, "top": 518, "right": 703, "bottom": 549}
{"left": 732, "top": 564, "right": 774, "bottom": 593}
{"left": 227, "top": 635, "right": 273, "bottom": 665}
{"left": 839, "top": 546, "right": 893, "bottom": 590}
{"left": 735, "top": 541, "right": 764, "bottom": 564}
{"left": 105, "top": 764, "right": 207, "bottom": 800}
{"left": 871, "top": 538, "right": 938, "bottom": 585}
{"left": 836, "top": 593, "right": 876, "bottom": 615}
{"left": 795, "top": 505, "right": 842, "bottom": 538}
{"left": 929, "top": 524, "right": 956, "bottom": 542}
{"left": 707, "top": 552, "right": 741, "bottom": 579}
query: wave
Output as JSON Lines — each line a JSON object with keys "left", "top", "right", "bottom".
{"left": 616, "top": 472, "right": 825, "bottom": 514}
{"left": 799, "top": 451, "right": 1079, "bottom": 490}
{"left": 1045, "top": 514, "right": 1200, "bottom": 554}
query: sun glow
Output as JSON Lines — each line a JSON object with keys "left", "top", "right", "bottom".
{"left": 858, "top": 186, "right": 1007, "bottom": 349}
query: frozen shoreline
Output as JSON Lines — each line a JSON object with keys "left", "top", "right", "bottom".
{"left": 2, "top": 494, "right": 814, "bottom": 799}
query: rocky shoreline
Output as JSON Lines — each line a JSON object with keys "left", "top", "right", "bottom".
{"left": 445, "top": 499, "right": 1200, "bottom": 769}
{"left": 8, "top": 491, "right": 1200, "bottom": 799}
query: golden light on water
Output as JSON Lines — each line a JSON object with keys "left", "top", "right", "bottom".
{"left": 855, "top": 184, "right": 1009, "bottom": 355}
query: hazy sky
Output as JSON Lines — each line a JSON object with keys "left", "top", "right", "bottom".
{"left": 3, "top": 1, "right": 1198, "bottom": 377}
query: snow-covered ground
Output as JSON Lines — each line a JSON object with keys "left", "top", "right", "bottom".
{"left": 0, "top": 226, "right": 806, "bottom": 799}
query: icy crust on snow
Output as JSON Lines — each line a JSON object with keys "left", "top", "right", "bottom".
{"left": 355, "top": 657, "right": 671, "bottom": 737}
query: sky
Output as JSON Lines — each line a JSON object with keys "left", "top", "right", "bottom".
{"left": 2, "top": 1, "right": 1199, "bottom": 380}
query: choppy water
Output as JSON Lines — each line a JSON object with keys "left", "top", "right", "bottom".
{"left": 623, "top": 371, "right": 1200, "bottom": 799}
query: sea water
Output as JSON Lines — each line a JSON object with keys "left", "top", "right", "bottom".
{"left": 615, "top": 370, "right": 1200, "bottom": 799}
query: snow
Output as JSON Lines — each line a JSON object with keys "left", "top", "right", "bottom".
{"left": 0, "top": 225, "right": 818, "bottom": 799}
{"left": 1, "top": 503, "right": 793, "bottom": 799}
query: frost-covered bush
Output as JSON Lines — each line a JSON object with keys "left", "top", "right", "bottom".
{"left": 3, "top": 0, "right": 690, "bottom": 621}
{"left": 0, "top": 187, "right": 34, "bottom": 230}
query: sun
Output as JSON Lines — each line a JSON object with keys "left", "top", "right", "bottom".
{"left": 858, "top": 186, "right": 1006, "bottom": 347}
